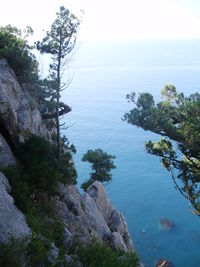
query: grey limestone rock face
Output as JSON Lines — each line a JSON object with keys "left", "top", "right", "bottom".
{"left": 0, "top": 133, "right": 17, "bottom": 168}
{"left": 53, "top": 197, "right": 93, "bottom": 243}
{"left": 57, "top": 183, "right": 84, "bottom": 217}
{"left": 0, "top": 171, "right": 11, "bottom": 193}
{"left": 48, "top": 242, "right": 59, "bottom": 265}
{"left": 107, "top": 231, "right": 128, "bottom": 252}
{"left": 80, "top": 192, "right": 110, "bottom": 240}
{"left": 87, "top": 181, "right": 134, "bottom": 251}
{"left": 109, "top": 209, "right": 134, "bottom": 251}
{"left": 0, "top": 172, "right": 31, "bottom": 244}
{"left": 0, "top": 59, "right": 50, "bottom": 146}
{"left": 55, "top": 181, "right": 134, "bottom": 252}
{"left": 87, "top": 181, "right": 113, "bottom": 224}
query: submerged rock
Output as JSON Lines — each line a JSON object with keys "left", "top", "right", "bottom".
{"left": 159, "top": 218, "right": 174, "bottom": 230}
{"left": 156, "top": 258, "right": 173, "bottom": 267}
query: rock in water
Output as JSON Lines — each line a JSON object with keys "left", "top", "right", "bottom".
{"left": 159, "top": 218, "right": 174, "bottom": 230}
{"left": 156, "top": 258, "right": 173, "bottom": 267}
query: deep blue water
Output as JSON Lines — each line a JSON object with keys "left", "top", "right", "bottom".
{"left": 62, "top": 40, "right": 200, "bottom": 267}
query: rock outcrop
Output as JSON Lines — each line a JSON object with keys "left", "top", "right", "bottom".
{"left": 54, "top": 181, "right": 134, "bottom": 252}
{"left": 0, "top": 59, "right": 50, "bottom": 150}
{"left": 0, "top": 172, "right": 30, "bottom": 243}
{"left": 0, "top": 58, "right": 135, "bottom": 262}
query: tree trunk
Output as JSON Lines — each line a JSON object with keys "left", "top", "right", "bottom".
{"left": 56, "top": 41, "right": 62, "bottom": 159}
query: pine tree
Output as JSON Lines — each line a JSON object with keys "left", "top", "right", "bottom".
{"left": 37, "top": 6, "right": 80, "bottom": 158}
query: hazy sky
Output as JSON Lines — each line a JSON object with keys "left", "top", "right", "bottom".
{"left": 1, "top": 0, "right": 200, "bottom": 42}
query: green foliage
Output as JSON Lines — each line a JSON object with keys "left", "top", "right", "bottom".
{"left": 28, "top": 234, "right": 51, "bottom": 266}
{"left": 3, "top": 166, "right": 65, "bottom": 248}
{"left": 14, "top": 135, "right": 77, "bottom": 193}
{"left": 37, "top": 6, "right": 80, "bottom": 60}
{"left": 81, "top": 149, "right": 116, "bottom": 191}
{"left": 0, "top": 25, "right": 38, "bottom": 86}
{"left": 37, "top": 6, "right": 80, "bottom": 158}
{"left": 77, "top": 241, "right": 139, "bottom": 267}
{"left": 3, "top": 135, "right": 76, "bottom": 255}
{"left": 3, "top": 166, "right": 33, "bottom": 213}
{"left": 81, "top": 179, "right": 94, "bottom": 192}
{"left": 124, "top": 86, "right": 200, "bottom": 215}
{"left": 0, "top": 237, "right": 27, "bottom": 267}
{"left": 0, "top": 235, "right": 53, "bottom": 267}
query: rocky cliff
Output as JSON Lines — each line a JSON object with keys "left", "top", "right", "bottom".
{"left": 0, "top": 59, "right": 135, "bottom": 266}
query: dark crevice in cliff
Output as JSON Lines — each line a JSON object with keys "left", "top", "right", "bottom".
{"left": 0, "top": 119, "right": 17, "bottom": 154}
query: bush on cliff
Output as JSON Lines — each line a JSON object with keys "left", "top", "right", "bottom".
{"left": 3, "top": 136, "right": 76, "bottom": 256}
{"left": 0, "top": 25, "right": 38, "bottom": 86}
{"left": 16, "top": 135, "right": 77, "bottom": 192}
{"left": 77, "top": 240, "right": 139, "bottom": 267}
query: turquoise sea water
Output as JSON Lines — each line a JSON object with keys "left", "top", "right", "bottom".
{"left": 62, "top": 40, "right": 200, "bottom": 267}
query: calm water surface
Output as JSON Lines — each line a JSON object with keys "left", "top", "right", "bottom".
{"left": 62, "top": 40, "right": 200, "bottom": 267}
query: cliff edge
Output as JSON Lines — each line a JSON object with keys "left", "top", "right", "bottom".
{"left": 0, "top": 59, "right": 136, "bottom": 266}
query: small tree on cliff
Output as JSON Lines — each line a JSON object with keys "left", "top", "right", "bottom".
{"left": 81, "top": 149, "right": 116, "bottom": 191}
{"left": 37, "top": 6, "right": 80, "bottom": 159}
{"left": 123, "top": 85, "right": 200, "bottom": 216}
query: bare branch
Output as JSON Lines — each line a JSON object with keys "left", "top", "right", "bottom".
{"left": 42, "top": 102, "right": 71, "bottom": 120}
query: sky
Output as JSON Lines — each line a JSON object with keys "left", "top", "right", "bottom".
{"left": 1, "top": 0, "right": 200, "bottom": 42}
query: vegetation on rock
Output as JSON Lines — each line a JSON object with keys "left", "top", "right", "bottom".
{"left": 77, "top": 240, "right": 139, "bottom": 267}
{"left": 0, "top": 25, "right": 38, "bottom": 86}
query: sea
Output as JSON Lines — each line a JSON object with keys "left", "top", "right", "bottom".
{"left": 61, "top": 39, "right": 200, "bottom": 267}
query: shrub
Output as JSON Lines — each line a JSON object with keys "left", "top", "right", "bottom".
{"left": 77, "top": 241, "right": 139, "bottom": 267}
{"left": 0, "top": 25, "right": 38, "bottom": 86}
{"left": 3, "top": 135, "right": 75, "bottom": 254}
{"left": 0, "top": 235, "right": 52, "bottom": 267}
{"left": 15, "top": 135, "right": 77, "bottom": 194}
{"left": 0, "top": 238, "right": 27, "bottom": 267}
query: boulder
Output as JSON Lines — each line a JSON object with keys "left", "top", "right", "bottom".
{"left": 0, "top": 172, "right": 31, "bottom": 243}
